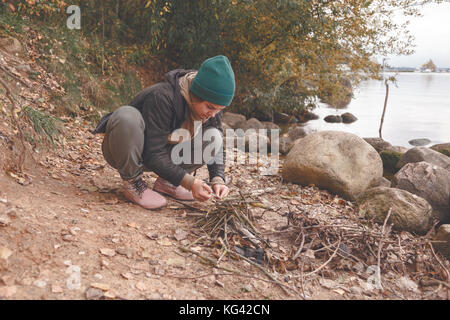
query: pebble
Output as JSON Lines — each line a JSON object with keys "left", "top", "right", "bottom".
{"left": 242, "top": 284, "right": 252, "bottom": 292}
{"left": 86, "top": 287, "right": 104, "bottom": 300}
{"left": 116, "top": 247, "right": 134, "bottom": 258}
{"left": 0, "top": 198, "right": 7, "bottom": 204}
{"left": 0, "top": 214, "right": 11, "bottom": 226}
{"left": 94, "top": 273, "right": 103, "bottom": 280}
{"left": 99, "top": 248, "right": 116, "bottom": 257}
{"left": 0, "top": 246, "right": 12, "bottom": 260}
{"left": 34, "top": 280, "right": 47, "bottom": 288}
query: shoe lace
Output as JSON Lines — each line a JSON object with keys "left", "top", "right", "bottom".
{"left": 130, "top": 177, "right": 148, "bottom": 196}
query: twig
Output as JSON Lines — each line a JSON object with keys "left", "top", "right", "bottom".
{"left": 232, "top": 251, "right": 300, "bottom": 297}
{"left": 173, "top": 199, "right": 207, "bottom": 212}
{"left": 292, "top": 232, "right": 305, "bottom": 260}
{"left": 377, "top": 208, "right": 392, "bottom": 291}
{"left": 428, "top": 241, "right": 450, "bottom": 284}
{"left": 300, "top": 238, "right": 342, "bottom": 278}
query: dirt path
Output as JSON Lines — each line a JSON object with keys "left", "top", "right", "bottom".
{"left": 1, "top": 119, "right": 448, "bottom": 300}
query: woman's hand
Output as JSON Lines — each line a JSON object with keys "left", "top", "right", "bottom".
{"left": 212, "top": 184, "right": 229, "bottom": 199}
{"left": 191, "top": 179, "right": 213, "bottom": 202}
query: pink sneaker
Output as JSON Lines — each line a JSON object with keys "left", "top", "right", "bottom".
{"left": 153, "top": 177, "right": 194, "bottom": 201}
{"left": 123, "top": 175, "right": 167, "bottom": 209}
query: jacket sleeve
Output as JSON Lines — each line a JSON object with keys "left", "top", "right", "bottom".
{"left": 207, "top": 110, "right": 226, "bottom": 183}
{"left": 141, "top": 92, "right": 188, "bottom": 186}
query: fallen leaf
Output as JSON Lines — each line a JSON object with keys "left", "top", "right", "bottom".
{"left": 91, "top": 283, "right": 110, "bottom": 291}
{"left": 127, "top": 222, "right": 138, "bottom": 229}
{"left": 174, "top": 229, "right": 188, "bottom": 241}
{"left": 121, "top": 272, "right": 134, "bottom": 280}
{"left": 157, "top": 238, "right": 172, "bottom": 247}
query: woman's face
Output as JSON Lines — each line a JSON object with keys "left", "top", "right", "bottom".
{"left": 192, "top": 100, "right": 226, "bottom": 121}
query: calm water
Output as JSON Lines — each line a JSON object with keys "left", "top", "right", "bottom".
{"left": 303, "top": 72, "right": 450, "bottom": 148}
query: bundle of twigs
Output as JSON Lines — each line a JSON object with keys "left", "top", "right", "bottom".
{"left": 194, "top": 193, "right": 267, "bottom": 256}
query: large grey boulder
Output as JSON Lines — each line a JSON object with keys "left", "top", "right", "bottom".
{"left": 223, "top": 112, "right": 246, "bottom": 129}
{"left": 396, "top": 147, "right": 450, "bottom": 171}
{"left": 434, "top": 224, "right": 450, "bottom": 259}
{"left": 363, "top": 138, "right": 392, "bottom": 153}
{"left": 282, "top": 131, "right": 383, "bottom": 200}
{"left": 393, "top": 162, "right": 450, "bottom": 222}
{"left": 357, "top": 187, "right": 433, "bottom": 235}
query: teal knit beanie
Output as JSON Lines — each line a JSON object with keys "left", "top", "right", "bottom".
{"left": 190, "top": 55, "right": 235, "bottom": 107}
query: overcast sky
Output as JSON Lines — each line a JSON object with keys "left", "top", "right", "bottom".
{"left": 384, "top": 2, "right": 450, "bottom": 68}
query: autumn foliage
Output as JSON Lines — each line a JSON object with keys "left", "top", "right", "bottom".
{"left": 1, "top": 0, "right": 442, "bottom": 116}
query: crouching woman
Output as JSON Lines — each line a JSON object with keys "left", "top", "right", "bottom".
{"left": 92, "top": 55, "right": 234, "bottom": 209}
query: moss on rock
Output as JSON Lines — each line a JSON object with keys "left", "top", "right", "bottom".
{"left": 380, "top": 150, "right": 403, "bottom": 174}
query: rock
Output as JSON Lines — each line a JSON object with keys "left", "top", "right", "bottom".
{"left": 223, "top": 112, "right": 246, "bottom": 129}
{"left": 393, "top": 162, "right": 450, "bottom": 222}
{"left": 274, "top": 112, "right": 296, "bottom": 124}
{"left": 287, "top": 127, "right": 307, "bottom": 141}
{"left": 275, "top": 135, "right": 294, "bottom": 155}
{"left": 324, "top": 115, "right": 342, "bottom": 123}
{"left": 174, "top": 229, "right": 188, "bottom": 241}
{"left": 222, "top": 122, "right": 231, "bottom": 131}
{"left": 261, "top": 122, "right": 280, "bottom": 131}
{"left": 282, "top": 131, "right": 383, "bottom": 200}
{"left": 396, "top": 147, "right": 450, "bottom": 171}
{"left": 242, "top": 118, "right": 265, "bottom": 131}
{"left": 341, "top": 112, "right": 358, "bottom": 123}
{"left": 408, "top": 138, "right": 431, "bottom": 147}
{"left": 116, "top": 247, "right": 134, "bottom": 259}
{"left": 0, "top": 37, "right": 22, "bottom": 54}
{"left": 357, "top": 187, "right": 433, "bottom": 235}
{"left": 33, "top": 280, "right": 47, "bottom": 288}
{"left": 244, "top": 131, "right": 270, "bottom": 153}
{"left": 430, "top": 143, "right": 450, "bottom": 157}
{"left": 384, "top": 145, "right": 409, "bottom": 154}
{"left": 363, "top": 138, "right": 392, "bottom": 153}
{"left": 0, "top": 246, "right": 13, "bottom": 260}
{"left": 99, "top": 248, "right": 116, "bottom": 257}
{"left": 434, "top": 224, "right": 450, "bottom": 259}
{"left": 0, "top": 213, "right": 11, "bottom": 226}
{"left": 380, "top": 149, "right": 403, "bottom": 174}
{"left": 379, "top": 177, "right": 391, "bottom": 188}
{"left": 302, "top": 111, "right": 319, "bottom": 121}
{"left": 15, "top": 64, "right": 31, "bottom": 73}
{"left": 86, "top": 287, "right": 104, "bottom": 300}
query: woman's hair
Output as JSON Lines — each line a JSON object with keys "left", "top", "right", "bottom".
{"left": 189, "top": 91, "right": 205, "bottom": 103}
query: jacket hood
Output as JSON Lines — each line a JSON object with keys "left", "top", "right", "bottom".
{"left": 165, "top": 69, "right": 196, "bottom": 128}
